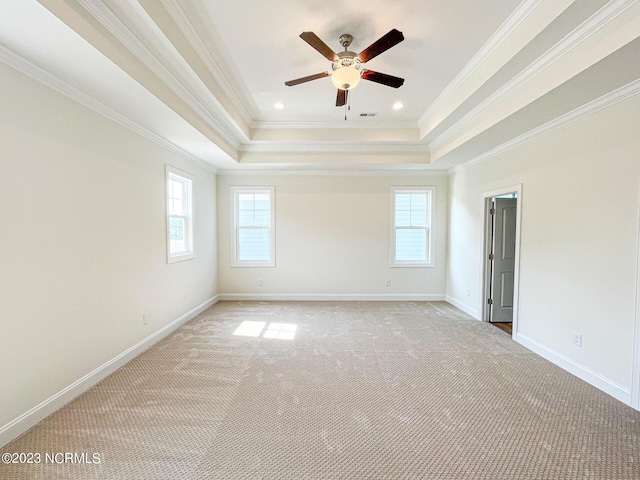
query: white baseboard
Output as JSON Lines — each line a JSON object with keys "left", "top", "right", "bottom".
{"left": 0, "top": 295, "right": 219, "bottom": 448}
{"left": 217, "top": 293, "right": 447, "bottom": 302}
{"left": 445, "top": 295, "right": 480, "bottom": 319}
{"left": 516, "top": 332, "right": 631, "bottom": 406}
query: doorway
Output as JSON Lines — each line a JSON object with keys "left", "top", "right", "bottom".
{"left": 482, "top": 185, "right": 522, "bottom": 339}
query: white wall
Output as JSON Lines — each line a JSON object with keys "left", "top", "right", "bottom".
{"left": 447, "top": 93, "right": 640, "bottom": 404}
{"left": 217, "top": 173, "right": 448, "bottom": 299}
{"left": 0, "top": 64, "right": 218, "bottom": 442}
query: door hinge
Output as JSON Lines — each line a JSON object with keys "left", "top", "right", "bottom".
{"left": 489, "top": 208, "right": 496, "bottom": 215}
{"left": 488, "top": 253, "right": 494, "bottom": 260}
{"left": 487, "top": 298, "right": 493, "bottom": 305}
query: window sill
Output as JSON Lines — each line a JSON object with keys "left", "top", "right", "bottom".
{"left": 390, "top": 262, "right": 435, "bottom": 268}
{"left": 167, "top": 252, "right": 196, "bottom": 264}
{"left": 231, "top": 261, "right": 275, "bottom": 268}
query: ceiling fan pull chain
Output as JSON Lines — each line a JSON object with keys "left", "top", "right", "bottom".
{"left": 345, "top": 91, "right": 351, "bottom": 121}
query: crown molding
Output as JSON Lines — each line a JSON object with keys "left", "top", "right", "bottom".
{"left": 0, "top": 44, "right": 218, "bottom": 173}
{"left": 431, "top": 0, "right": 639, "bottom": 154}
{"left": 417, "top": 0, "right": 545, "bottom": 135}
{"left": 448, "top": 77, "right": 640, "bottom": 174}
{"left": 158, "top": 0, "right": 258, "bottom": 124}
{"left": 250, "top": 120, "right": 419, "bottom": 130}
{"left": 217, "top": 166, "right": 448, "bottom": 177}
{"left": 238, "top": 141, "right": 430, "bottom": 155}
{"left": 74, "top": 0, "right": 247, "bottom": 149}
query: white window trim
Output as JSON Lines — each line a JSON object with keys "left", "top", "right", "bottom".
{"left": 230, "top": 186, "right": 276, "bottom": 268}
{"left": 166, "top": 165, "right": 195, "bottom": 264}
{"left": 390, "top": 186, "right": 436, "bottom": 268}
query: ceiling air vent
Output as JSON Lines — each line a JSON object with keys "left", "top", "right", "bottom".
{"left": 359, "top": 112, "right": 378, "bottom": 117}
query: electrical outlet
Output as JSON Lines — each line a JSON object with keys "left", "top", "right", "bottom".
{"left": 573, "top": 332, "right": 582, "bottom": 347}
{"left": 258, "top": 279, "right": 264, "bottom": 287}
{"left": 385, "top": 279, "right": 391, "bottom": 287}
{"left": 143, "top": 313, "right": 149, "bottom": 325}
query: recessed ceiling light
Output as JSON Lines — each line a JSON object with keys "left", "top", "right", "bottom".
{"left": 393, "top": 102, "right": 404, "bottom": 110}
{"left": 274, "top": 102, "right": 284, "bottom": 110}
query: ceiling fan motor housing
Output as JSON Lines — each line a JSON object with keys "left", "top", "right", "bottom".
{"left": 331, "top": 51, "right": 362, "bottom": 90}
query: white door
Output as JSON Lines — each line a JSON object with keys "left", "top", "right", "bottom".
{"left": 489, "top": 198, "right": 517, "bottom": 323}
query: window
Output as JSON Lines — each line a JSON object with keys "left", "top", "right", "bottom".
{"left": 231, "top": 186, "right": 275, "bottom": 267}
{"left": 166, "top": 165, "right": 194, "bottom": 263}
{"left": 390, "top": 186, "right": 435, "bottom": 267}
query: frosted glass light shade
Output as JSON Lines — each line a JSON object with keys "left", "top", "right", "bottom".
{"left": 331, "top": 66, "right": 361, "bottom": 90}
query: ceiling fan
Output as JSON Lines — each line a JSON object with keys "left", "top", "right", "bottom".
{"left": 285, "top": 29, "right": 405, "bottom": 107}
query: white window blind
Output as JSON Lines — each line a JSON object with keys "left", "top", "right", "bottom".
{"left": 232, "top": 187, "right": 275, "bottom": 267}
{"left": 391, "top": 187, "right": 434, "bottom": 267}
{"left": 166, "top": 166, "right": 195, "bottom": 263}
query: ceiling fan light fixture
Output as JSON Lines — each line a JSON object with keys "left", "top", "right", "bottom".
{"left": 284, "top": 30, "right": 405, "bottom": 103}
{"left": 331, "top": 65, "right": 361, "bottom": 90}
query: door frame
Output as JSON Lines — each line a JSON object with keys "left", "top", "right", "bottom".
{"left": 481, "top": 184, "right": 523, "bottom": 340}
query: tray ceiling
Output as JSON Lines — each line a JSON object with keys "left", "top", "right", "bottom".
{"left": 1, "top": 0, "right": 639, "bottom": 171}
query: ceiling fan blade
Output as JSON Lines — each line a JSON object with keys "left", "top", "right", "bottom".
{"left": 300, "top": 32, "right": 339, "bottom": 62}
{"left": 358, "top": 29, "right": 404, "bottom": 63}
{"left": 336, "top": 89, "right": 348, "bottom": 107}
{"left": 285, "top": 71, "right": 331, "bottom": 86}
{"left": 361, "top": 70, "right": 405, "bottom": 88}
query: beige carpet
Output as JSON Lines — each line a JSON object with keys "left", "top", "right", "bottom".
{"left": 1, "top": 301, "right": 639, "bottom": 479}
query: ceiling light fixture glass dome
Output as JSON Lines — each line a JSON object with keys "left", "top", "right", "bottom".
{"left": 331, "top": 66, "right": 362, "bottom": 90}
{"left": 331, "top": 55, "right": 362, "bottom": 90}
